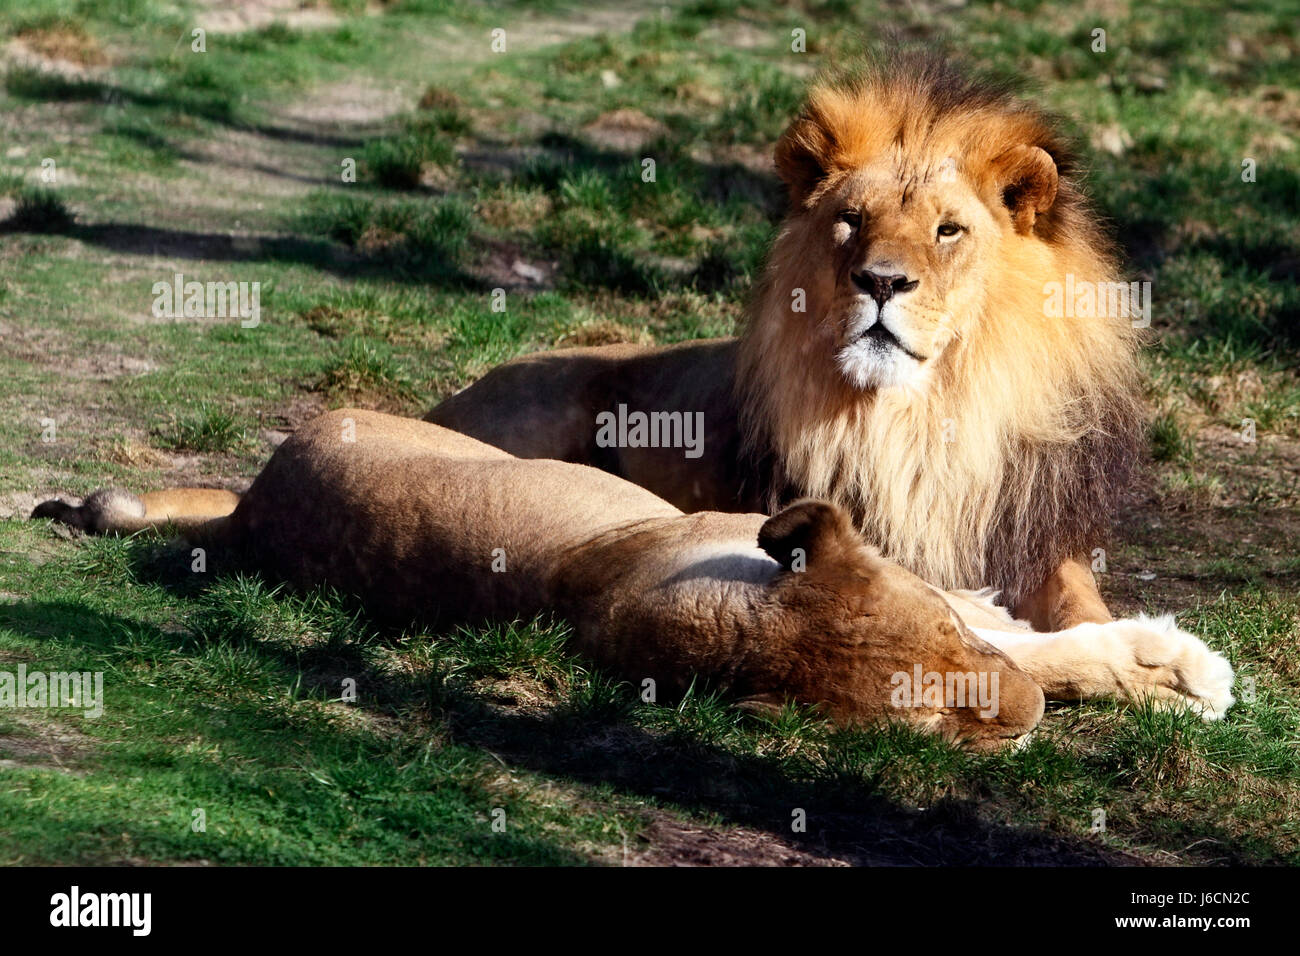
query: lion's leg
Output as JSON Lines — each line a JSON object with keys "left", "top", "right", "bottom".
{"left": 1012, "top": 556, "right": 1112, "bottom": 631}
{"left": 972, "top": 617, "right": 1235, "bottom": 720}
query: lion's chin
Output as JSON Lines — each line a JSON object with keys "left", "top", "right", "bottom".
{"left": 836, "top": 340, "right": 925, "bottom": 390}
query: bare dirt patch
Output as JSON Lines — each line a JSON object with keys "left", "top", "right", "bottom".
{"left": 581, "top": 109, "right": 669, "bottom": 152}
{"left": 280, "top": 78, "right": 408, "bottom": 131}
{"left": 180, "top": 125, "right": 338, "bottom": 201}
{"left": 256, "top": 391, "right": 329, "bottom": 447}
{"left": 472, "top": 239, "right": 557, "bottom": 292}
{"left": 1, "top": 493, "right": 50, "bottom": 522}
{"left": 0, "top": 710, "right": 97, "bottom": 775}
{"left": 1106, "top": 472, "right": 1300, "bottom": 617}
{"left": 0, "top": 319, "right": 64, "bottom": 365}
{"left": 12, "top": 27, "right": 108, "bottom": 68}
{"left": 625, "top": 813, "right": 850, "bottom": 866}
{"left": 1194, "top": 425, "right": 1300, "bottom": 507}
{"left": 193, "top": 0, "right": 343, "bottom": 35}
{"left": 62, "top": 354, "right": 158, "bottom": 381}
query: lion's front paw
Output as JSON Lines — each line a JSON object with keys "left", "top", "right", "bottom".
{"left": 1120, "top": 614, "right": 1236, "bottom": 721}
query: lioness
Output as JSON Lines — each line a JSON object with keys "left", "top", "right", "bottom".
{"left": 32, "top": 410, "right": 1233, "bottom": 749}
{"left": 429, "top": 54, "right": 1144, "bottom": 633}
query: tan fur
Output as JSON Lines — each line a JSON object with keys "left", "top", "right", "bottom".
{"left": 1012, "top": 558, "right": 1113, "bottom": 633}
{"left": 34, "top": 410, "right": 1234, "bottom": 740}
{"left": 428, "top": 56, "right": 1145, "bottom": 625}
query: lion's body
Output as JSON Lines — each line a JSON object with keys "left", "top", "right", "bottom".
{"left": 430, "top": 338, "right": 751, "bottom": 512}
{"left": 429, "top": 55, "right": 1146, "bottom": 625}
{"left": 33, "top": 409, "right": 1234, "bottom": 740}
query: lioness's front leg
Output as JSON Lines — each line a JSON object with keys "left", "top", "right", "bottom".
{"left": 973, "top": 616, "right": 1235, "bottom": 720}
{"left": 1013, "top": 556, "right": 1112, "bottom": 631}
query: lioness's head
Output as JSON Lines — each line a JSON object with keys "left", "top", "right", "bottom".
{"left": 771, "top": 62, "right": 1081, "bottom": 391}
{"left": 752, "top": 500, "right": 1045, "bottom": 748}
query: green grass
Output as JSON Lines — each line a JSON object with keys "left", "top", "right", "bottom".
{"left": 158, "top": 405, "right": 247, "bottom": 454}
{"left": 1148, "top": 412, "right": 1194, "bottom": 463}
{"left": 1, "top": 0, "right": 1298, "bottom": 865}
{"left": 315, "top": 338, "right": 420, "bottom": 407}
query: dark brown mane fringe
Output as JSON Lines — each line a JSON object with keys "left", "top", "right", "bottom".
{"left": 985, "top": 397, "right": 1147, "bottom": 608}
{"left": 745, "top": 396, "right": 1146, "bottom": 608}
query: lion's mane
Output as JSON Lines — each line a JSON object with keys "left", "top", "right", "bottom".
{"left": 736, "top": 53, "right": 1145, "bottom": 607}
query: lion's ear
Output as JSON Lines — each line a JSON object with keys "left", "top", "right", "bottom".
{"left": 758, "top": 499, "right": 858, "bottom": 571}
{"left": 991, "top": 145, "right": 1058, "bottom": 234}
{"left": 774, "top": 117, "right": 833, "bottom": 209}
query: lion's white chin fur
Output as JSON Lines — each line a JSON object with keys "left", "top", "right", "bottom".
{"left": 837, "top": 340, "right": 924, "bottom": 390}
{"left": 835, "top": 299, "right": 927, "bottom": 390}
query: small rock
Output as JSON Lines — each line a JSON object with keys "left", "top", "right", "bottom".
{"left": 1135, "top": 73, "right": 1167, "bottom": 93}
{"left": 1091, "top": 123, "right": 1133, "bottom": 157}
{"left": 510, "top": 259, "right": 546, "bottom": 283}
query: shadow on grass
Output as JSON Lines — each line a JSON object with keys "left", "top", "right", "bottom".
{"left": 1100, "top": 163, "right": 1300, "bottom": 353}
{"left": 0, "top": 219, "right": 484, "bottom": 289}
{"left": 0, "top": 596, "right": 597, "bottom": 866}
{"left": 0, "top": 550, "right": 1167, "bottom": 867}
{"left": 527, "top": 130, "right": 785, "bottom": 217}
{"left": 3, "top": 70, "right": 365, "bottom": 149}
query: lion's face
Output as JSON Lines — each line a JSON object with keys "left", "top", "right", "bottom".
{"left": 814, "top": 162, "right": 1001, "bottom": 390}
{"left": 768, "top": 74, "right": 1064, "bottom": 394}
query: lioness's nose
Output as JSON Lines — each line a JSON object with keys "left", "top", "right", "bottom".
{"left": 852, "top": 270, "right": 918, "bottom": 306}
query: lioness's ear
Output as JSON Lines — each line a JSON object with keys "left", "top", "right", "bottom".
{"left": 991, "top": 145, "right": 1058, "bottom": 234}
{"left": 758, "top": 499, "right": 858, "bottom": 571}
{"left": 734, "top": 692, "right": 786, "bottom": 721}
{"left": 774, "top": 116, "right": 833, "bottom": 209}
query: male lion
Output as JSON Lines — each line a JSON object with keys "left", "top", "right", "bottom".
{"left": 32, "top": 410, "right": 1233, "bottom": 749}
{"left": 429, "top": 55, "right": 1145, "bottom": 632}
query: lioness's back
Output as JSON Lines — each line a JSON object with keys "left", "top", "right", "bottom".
{"left": 227, "top": 410, "right": 680, "bottom": 624}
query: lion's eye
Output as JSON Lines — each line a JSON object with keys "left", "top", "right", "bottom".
{"left": 936, "top": 222, "right": 964, "bottom": 242}
{"left": 837, "top": 210, "right": 862, "bottom": 229}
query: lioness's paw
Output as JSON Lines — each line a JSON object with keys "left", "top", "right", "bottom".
{"left": 1122, "top": 614, "right": 1235, "bottom": 721}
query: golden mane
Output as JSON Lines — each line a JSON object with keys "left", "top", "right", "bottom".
{"left": 736, "top": 54, "right": 1145, "bottom": 606}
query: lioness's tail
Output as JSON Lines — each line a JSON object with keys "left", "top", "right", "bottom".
{"left": 31, "top": 487, "right": 239, "bottom": 544}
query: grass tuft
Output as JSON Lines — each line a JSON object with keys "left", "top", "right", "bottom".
{"left": 157, "top": 405, "right": 246, "bottom": 453}
{"left": 1148, "top": 412, "right": 1194, "bottom": 462}
{"left": 315, "top": 338, "right": 419, "bottom": 407}
{"left": 2, "top": 186, "right": 74, "bottom": 232}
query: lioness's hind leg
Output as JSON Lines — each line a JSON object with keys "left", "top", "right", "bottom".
{"left": 974, "top": 615, "right": 1235, "bottom": 720}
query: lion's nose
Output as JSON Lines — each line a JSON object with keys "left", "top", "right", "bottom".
{"left": 851, "top": 270, "right": 918, "bottom": 306}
